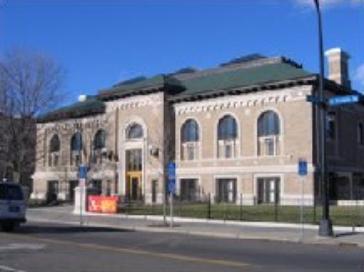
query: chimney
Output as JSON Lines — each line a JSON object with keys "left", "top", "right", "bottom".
{"left": 325, "top": 48, "right": 351, "bottom": 89}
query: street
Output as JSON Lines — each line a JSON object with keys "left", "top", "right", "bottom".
{"left": 0, "top": 222, "right": 363, "bottom": 272}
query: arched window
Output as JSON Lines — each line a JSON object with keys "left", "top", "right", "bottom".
{"left": 126, "top": 123, "right": 143, "bottom": 139}
{"left": 93, "top": 130, "right": 106, "bottom": 150}
{"left": 70, "top": 132, "right": 82, "bottom": 166}
{"left": 257, "top": 111, "right": 281, "bottom": 156}
{"left": 217, "top": 115, "right": 238, "bottom": 158}
{"left": 181, "top": 119, "right": 199, "bottom": 160}
{"left": 92, "top": 130, "right": 106, "bottom": 164}
{"left": 218, "top": 115, "right": 237, "bottom": 140}
{"left": 48, "top": 135, "right": 60, "bottom": 167}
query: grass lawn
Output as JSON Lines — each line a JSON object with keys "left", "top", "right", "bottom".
{"left": 120, "top": 202, "right": 364, "bottom": 227}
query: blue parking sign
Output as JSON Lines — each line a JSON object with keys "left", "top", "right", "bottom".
{"left": 298, "top": 159, "right": 307, "bottom": 176}
{"left": 79, "top": 165, "right": 88, "bottom": 179}
{"left": 167, "top": 162, "right": 176, "bottom": 194}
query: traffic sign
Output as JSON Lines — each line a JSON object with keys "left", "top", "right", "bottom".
{"left": 328, "top": 95, "right": 360, "bottom": 107}
{"left": 79, "top": 165, "right": 88, "bottom": 179}
{"left": 298, "top": 159, "right": 308, "bottom": 177}
{"left": 167, "top": 162, "right": 176, "bottom": 194}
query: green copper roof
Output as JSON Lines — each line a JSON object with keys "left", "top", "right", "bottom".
{"left": 37, "top": 96, "right": 105, "bottom": 123}
{"left": 99, "top": 74, "right": 185, "bottom": 99}
{"left": 39, "top": 55, "right": 312, "bottom": 123}
{"left": 177, "top": 61, "right": 310, "bottom": 96}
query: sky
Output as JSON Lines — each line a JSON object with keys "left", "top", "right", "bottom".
{"left": 0, "top": 0, "right": 363, "bottom": 105}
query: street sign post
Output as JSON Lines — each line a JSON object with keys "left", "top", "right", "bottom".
{"left": 79, "top": 164, "right": 88, "bottom": 226}
{"left": 328, "top": 95, "right": 360, "bottom": 107}
{"left": 298, "top": 159, "right": 308, "bottom": 241}
{"left": 167, "top": 162, "right": 176, "bottom": 228}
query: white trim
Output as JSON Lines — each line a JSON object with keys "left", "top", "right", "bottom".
{"left": 177, "top": 164, "right": 315, "bottom": 175}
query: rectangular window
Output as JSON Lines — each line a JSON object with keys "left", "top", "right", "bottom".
{"left": 180, "top": 179, "right": 198, "bottom": 201}
{"left": 216, "top": 178, "right": 237, "bottom": 203}
{"left": 218, "top": 140, "right": 236, "bottom": 159}
{"left": 187, "top": 144, "right": 195, "bottom": 160}
{"left": 258, "top": 136, "right": 279, "bottom": 156}
{"left": 257, "top": 177, "right": 280, "bottom": 204}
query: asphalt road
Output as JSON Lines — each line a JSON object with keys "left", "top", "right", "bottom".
{"left": 0, "top": 222, "right": 363, "bottom": 272}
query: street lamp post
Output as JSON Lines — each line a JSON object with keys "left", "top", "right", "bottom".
{"left": 313, "top": 0, "right": 333, "bottom": 237}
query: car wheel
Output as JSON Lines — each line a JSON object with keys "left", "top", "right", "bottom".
{"left": 1, "top": 222, "right": 16, "bottom": 232}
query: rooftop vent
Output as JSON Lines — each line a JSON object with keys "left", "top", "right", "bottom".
{"left": 78, "top": 94, "right": 87, "bottom": 102}
{"left": 220, "top": 54, "right": 266, "bottom": 67}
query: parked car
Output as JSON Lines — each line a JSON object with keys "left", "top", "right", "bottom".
{"left": 0, "top": 183, "right": 27, "bottom": 232}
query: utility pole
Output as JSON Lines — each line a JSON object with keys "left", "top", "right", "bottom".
{"left": 313, "top": 0, "right": 333, "bottom": 237}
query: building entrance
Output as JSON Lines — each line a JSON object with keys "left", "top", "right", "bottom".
{"left": 125, "top": 149, "right": 143, "bottom": 201}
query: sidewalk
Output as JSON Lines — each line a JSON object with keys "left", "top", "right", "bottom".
{"left": 26, "top": 205, "right": 364, "bottom": 248}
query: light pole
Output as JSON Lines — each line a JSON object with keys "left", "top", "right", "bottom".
{"left": 313, "top": 0, "right": 333, "bottom": 237}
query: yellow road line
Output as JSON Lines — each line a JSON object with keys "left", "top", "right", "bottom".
{"left": 4, "top": 233, "right": 250, "bottom": 269}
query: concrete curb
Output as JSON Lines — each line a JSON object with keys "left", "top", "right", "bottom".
{"left": 68, "top": 210, "right": 364, "bottom": 233}
{"left": 26, "top": 216, "right": 364, "bottom": 249}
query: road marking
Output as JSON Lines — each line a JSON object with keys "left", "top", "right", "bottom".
{"left": 0, "top": 265, "right": 26, "bottom": 272}
{"left": 0, "top": 243, "right": 46, "bottom": 252}
{"left": 6, "top": 234, "right": 250, "bottom": 269}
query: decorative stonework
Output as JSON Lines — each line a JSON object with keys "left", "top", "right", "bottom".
{"left": 174, "top": 86, "right": 312, "bottom": 115}
{"left": 106, "top": 93, "right": 163, "bottom": 112}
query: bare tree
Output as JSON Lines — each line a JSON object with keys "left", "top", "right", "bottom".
{"left": 0, "top": 49, "right": 65, "bottom": 187}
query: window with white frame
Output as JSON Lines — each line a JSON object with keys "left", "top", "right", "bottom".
{"left": 70, "top": 132, "right": 82, "bottom": 166}
{"left": 216, "top": 178, "right": 237, "bottom": 203}
{"left": 257, "top": 111, "right": 281, "bottom": 156}
{"left": 217, "top": 115, "right": 238, "bottom": 159}
{"left": 48, "top": 134, "right": 60, "bottom": 167}
{"left": 257, "top": 177, "right": 280, "bottom": 204}
{"left": 181, "top": 119, "right": 199, "bottom": 161}
{"left": 92, "top": 129, "right": 106, "bottom": 164}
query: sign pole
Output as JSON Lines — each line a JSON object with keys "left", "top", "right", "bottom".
{"left": 298, "top": 159, "right": 307, "bottom": 241}
{"left": 300, "top": 175, "right": 304, "bottom": 241}
{"left": 167, "top": 162, "right": 176, "bottom": 228}
{"left": 80, "top": 182, "right": 83, "bottom": 226}
{"left": 170, "top": 192, "right": 173, "bottom": 228}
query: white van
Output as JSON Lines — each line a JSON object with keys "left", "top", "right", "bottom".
{"left": 0, "top": 183, "right": 27, "bottom": 232}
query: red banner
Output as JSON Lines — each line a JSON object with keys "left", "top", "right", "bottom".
{"left": 88, "top": 195, "right": 119, "bottom": 214}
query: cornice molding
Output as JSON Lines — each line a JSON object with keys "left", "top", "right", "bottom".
{"left": 106, "top": 92, "right": 163, "bottom": 112}
{"left": 174, "top": 86, "right": 312, "bottom": 115}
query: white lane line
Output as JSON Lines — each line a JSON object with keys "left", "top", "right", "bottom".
{"left": 0, "top": 264, "right": 27, "bottom": 272}
{"left": 0, "top": 243, "right": 45, "bottom": 252}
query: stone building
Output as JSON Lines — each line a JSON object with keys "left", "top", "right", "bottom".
{"left": 31, "top": 48, "right": 364, "bottom": 205}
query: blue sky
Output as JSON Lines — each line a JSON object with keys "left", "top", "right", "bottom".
{"left": 0, "top": 0, "right": 363, "bottom": 104}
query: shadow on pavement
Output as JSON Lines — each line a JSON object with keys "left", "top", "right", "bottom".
{"left": 335, "top": 231, "right": 358, "bottom": 238}
{"left": 14, "top": 224, "right": 134, "bottom": 235}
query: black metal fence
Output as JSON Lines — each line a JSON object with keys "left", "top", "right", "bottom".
{"left": 119, "top": 194, "right": 364, "bottom": 227}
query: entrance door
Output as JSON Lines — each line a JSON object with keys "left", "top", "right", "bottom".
{"left": 127, "top": 172, "right": 142, "bottom": 201}
{"left": 125, "top": 149, "right": 143, "bottom": 201}
{"left": 47, "top": 180, "right": 59, "bottom": 203}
